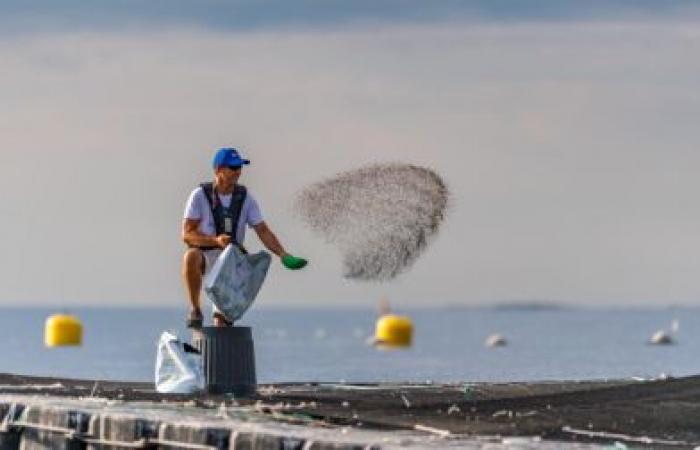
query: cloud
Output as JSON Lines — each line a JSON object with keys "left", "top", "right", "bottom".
{"left": 1, "top": 1, "right": 700, "bottom": 34}
{"left": 1, "top": 21, "right": 699, "bottom": 306}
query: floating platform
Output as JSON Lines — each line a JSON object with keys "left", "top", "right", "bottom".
{"left": 1, "top": 372, "right": 699, "bottom": 448}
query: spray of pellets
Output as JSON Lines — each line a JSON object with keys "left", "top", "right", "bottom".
{"left": 295, "top": 163, "right": 449, "bottom": 281}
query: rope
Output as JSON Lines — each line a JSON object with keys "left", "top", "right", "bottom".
{"left": 148, "top": 438, "right": 218, "bottom": 450}
{"left": 561, "top": 426, "right": 694, "bottom": 447}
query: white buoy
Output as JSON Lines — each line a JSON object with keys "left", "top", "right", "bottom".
{"left": 485, "top": 333, "right": 507, "bottom": 348}
{"left": 648, "top": 318, "right": 679, "bottom": 345}
{"left": 649, "top": 330, "right": 674, "bottom": 345}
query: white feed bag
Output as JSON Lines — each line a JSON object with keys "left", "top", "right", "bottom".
{"left": 204, "top": 244, "right": 271, "bottom": 322}
{"left": 155, "top": 331, "right": 204, "bottom": 394}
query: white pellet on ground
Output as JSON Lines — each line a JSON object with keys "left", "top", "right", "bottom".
{"left": 296, "top": 163, "right": 448, "bottom": 281}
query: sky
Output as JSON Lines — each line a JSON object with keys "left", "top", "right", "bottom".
{"left": 1, "top": 2, "right": 700, "bottom": 308}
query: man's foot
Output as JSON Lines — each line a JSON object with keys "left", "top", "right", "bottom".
{"left": 186, "top": 309, "right": 203, "bottom": 329}
{"left": 213, "top": 312, "right": 233, "bottom": 327}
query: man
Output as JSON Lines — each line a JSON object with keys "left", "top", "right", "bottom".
{"left": 182, "top": 147, "right": 307, "bottom": 328}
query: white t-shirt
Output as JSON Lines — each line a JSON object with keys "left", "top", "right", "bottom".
{"left": 183, "top": 186, "right": 264, "bottom": 244}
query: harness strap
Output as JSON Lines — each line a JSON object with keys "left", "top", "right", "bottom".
{"left": 194, "top": 182, "right": 247, "bottom": 251}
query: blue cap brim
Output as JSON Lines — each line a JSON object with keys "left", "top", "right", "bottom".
{"left": 224, "top": 159, "right": 250, "bottom": 167}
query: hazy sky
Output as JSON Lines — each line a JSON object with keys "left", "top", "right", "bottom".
{"left": 2, "top": 2, "right": 700, "bottom": 308}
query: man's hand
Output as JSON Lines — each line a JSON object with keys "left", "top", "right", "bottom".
{"left": 183, "top": 219, "right": 232, "bottom": 250}
{"left": 282, "top": 254, "right": 308, "bottom": 270}
{"left": 215, "top": 234, "right": 232, "bottom": 248}
{"left": 252, "top": 222, "right": 306, "bottom": 269}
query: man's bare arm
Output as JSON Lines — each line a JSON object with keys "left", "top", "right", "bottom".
{"left": 252, "top": 222, "right": 287, "bottom": 257}
{"left": 182, "top": 219, "right": 230, "bottom": 248}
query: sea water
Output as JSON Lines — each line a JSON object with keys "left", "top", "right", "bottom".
{"left": 1, "top": 306, "right": 699, "bottom": 383}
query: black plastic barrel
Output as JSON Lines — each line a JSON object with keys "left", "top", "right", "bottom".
{"left": 192, "top": 326, "right": 257, "bottom": 396}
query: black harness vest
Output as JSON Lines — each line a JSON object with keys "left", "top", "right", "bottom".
{"left": 197, "top": 182, "right": 247, "bottom": 250}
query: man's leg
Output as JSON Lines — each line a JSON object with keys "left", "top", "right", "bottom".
{"left": 182, "top": 248, "right": 205, "bottom": 324}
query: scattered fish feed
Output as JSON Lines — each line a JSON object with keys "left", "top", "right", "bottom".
{"left": 296, "top": 163, "right": 448, "bottom": 281}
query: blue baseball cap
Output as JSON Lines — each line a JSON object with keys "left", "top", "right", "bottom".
{"left": 212, "top": 147, "right": 250, "bottom": 169}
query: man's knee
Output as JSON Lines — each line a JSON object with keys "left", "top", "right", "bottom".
{"left": 183, "top": 248, "right": 205, "bottom": 274}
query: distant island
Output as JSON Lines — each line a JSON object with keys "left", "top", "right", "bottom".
{"left": 491, "top": 301, "right": 569, "bottom": 311}
{"left": 440, "top": 301, "right": 570, "bottom": 311}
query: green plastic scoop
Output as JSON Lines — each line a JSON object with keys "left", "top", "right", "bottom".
{"left": 282, "top": 254, "right": 308, "bottom": 270}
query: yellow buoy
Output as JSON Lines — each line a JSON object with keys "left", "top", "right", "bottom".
{"left": 44, "top": 314, "right": 83, "bottom": 347}
{"left": 373, "top": 314, "right": 413, "bottom": 348}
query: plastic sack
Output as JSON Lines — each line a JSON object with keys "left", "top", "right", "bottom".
{"left": 204, "top": 244, "right": 271, "bottom": 322}
{"left": 155, "top": 331, "right": 204, "bottom": 394}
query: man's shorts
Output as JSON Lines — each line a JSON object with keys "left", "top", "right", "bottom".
{"left": 202, "top": 248, "right": 223, "bottom": 276}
